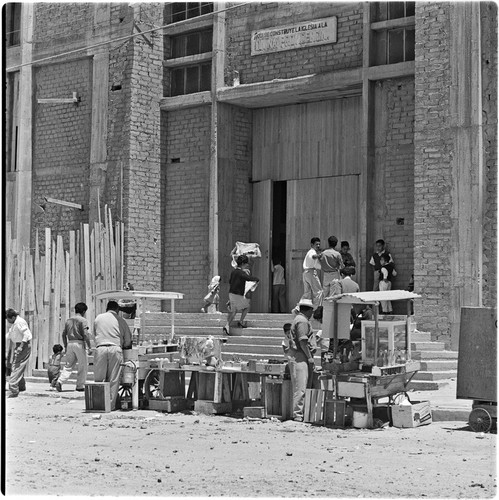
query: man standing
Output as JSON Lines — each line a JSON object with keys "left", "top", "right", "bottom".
{"left": 288, "top": 299, "right": 317, "bottom": 422}
{"left": 93, "top": 301, "right": 132, "bottom": 410}
{"left": 56, "top": 302, "right": 91, "bottom": 392}
{"left": 271, "top": 259, "right": 286, "bottom": 313}
{"left": 320, "top": 236, "right": 344, "bottom": 298}
{"left": 340, "top": 240, "right": 356, "bottom": 276}
{"left": 369, "top": 239, "right": 394, "bottom": 291}
{"left": 5, "top": 309, "right": 32, "bottom": 398}
{"left": 294, "top": 237, "right": 323, "bottom": 312}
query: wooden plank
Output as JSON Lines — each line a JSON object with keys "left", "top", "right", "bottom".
{"left": 64, "top": 250, "right": 70, "bottom": 321}
{"left": 109, "top": 208, "right": 116, "bottom": 290}
{"left": 222, "top": 373, "right": 232, "bottom": 403}
{"left": 69, "top": 231, "right": 76, "bottom": 309}
{"left": 26, "top": 253, "right": 36, "bottom": 313}
{"left": 83, "top": 224, "right": 94, "bottom": 327}
{"left": 250, "top": 180, "right": 272, "bottom": 312}
{"left": 213, "top": 371, "right": 223, "bottom": 403}
{"left": 52, "top": 235, "right": 63, "bottom": 346}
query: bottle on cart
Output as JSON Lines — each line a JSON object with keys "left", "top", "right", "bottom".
{"left": 377, "top": 349, "right": 384, "bottom": 367}
{"left": 388, "top": 350, "right": 394, "bottom": 366}
{"left": 395, "top": 349, "right": 402, "bottom": 364}
{"left": 382, "top": 350, "right": 388, "bottom": 366}
{"left": 400, "top": 349, "right": 407, "bottom": 363}
{"left": 132, "top": 328, "right": 139, "bottom": 346}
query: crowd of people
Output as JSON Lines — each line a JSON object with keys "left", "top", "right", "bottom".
{"left": 5, "top": 301, "right": 132, "bottom": 410}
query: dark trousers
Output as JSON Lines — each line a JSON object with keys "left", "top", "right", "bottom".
{"left": 272, "top": 284, "right": 286, "bottom": 313}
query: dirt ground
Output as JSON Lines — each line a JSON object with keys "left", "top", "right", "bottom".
{"left": 4, "top": 388, "right": 497, "bottom": 499}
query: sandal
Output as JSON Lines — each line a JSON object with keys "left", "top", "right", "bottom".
{"left": 222, "top": 326, "right": 230, "bottom": 336}
{"left": 238, "top": 322, "right": 248, "bottom": 328}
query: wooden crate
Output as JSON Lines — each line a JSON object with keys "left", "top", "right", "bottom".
{"left": 84, "top": 382, "right": 111, "bottom": 413}
{"left": 324, "top": 397, "right": 346, "bottom": 428}
{"left": 194, "top": 400, "right": 233, "bottom": 415}
{"left": 148, "top": 397, "right": 188, "bottom": 413}
{"left": 304, "top": 389, "right": 327, "bottom": 424}
{"left": 263, "top": 378, "right": 292, "bottom": 420}
{"left": 243, "top": 406, "right": 266, "bottom": 418}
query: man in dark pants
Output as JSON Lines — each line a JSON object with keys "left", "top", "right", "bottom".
{"left": 288, "top": 299, "right": 317, "bottom": 422}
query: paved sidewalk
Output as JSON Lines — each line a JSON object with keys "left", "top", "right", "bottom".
{"left": 410, "top": 379, "right": 472, "bottom": 422}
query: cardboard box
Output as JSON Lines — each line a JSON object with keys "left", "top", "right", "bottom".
{"left": 391, "top": 401, "right": 432, "bottom": 428}
{"left": 84, "top": 382, "right": 111, "bottom": 413}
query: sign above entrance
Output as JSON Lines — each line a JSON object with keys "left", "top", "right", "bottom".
{"left": 251, "top": 16, "right": 337, "bottom": 56}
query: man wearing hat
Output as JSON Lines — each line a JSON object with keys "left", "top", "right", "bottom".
{"left": 288, "top": 298, "right": 317, "bottom": 422}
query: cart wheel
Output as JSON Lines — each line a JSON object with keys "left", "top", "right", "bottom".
{"left": 469, "top": 408, "right": 492, "bottom": 433}
{"left": 143, "top": 369, "right": 163, "bottom": 400}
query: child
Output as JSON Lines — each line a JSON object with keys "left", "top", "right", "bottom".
{"left": 379, "top": 252, "right": 395, "bottom": 314}
{"left": 369, "top": 239, "right": 394, "bottom": 291}
{"left": 48, "top": 344, "right": 64, "bottom": 390}
{"left": 281, "top": 323, "right": 296, "bottom": 358}
{"left": 201, "top": 275, "right": 221, "bottom": 313}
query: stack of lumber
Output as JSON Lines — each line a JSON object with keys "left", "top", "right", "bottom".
{"left": 5, "top": 207, "right": 124, "bottom": 375}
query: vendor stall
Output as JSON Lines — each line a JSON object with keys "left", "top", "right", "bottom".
{"left": 93, "top": 290, "right": 184, "bottom": 410}
{"left": 322, "top": 290, "right": 423, "bottom": 428}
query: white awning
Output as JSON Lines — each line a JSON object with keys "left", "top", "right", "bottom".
{"left": 325, "top": 290, "right": 421, "bottom": 305}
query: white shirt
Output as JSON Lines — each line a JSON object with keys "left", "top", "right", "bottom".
{"left": 303, "top": 248, "right": 321, "bottom": 270}
{"left": 6, "top": 316, "right": 32, "bottom": 343}
{"left": 272, "top": 264, "right": 285, "bottom": 285}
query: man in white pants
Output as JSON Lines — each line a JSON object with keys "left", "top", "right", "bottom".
{"left": 93, "top": 301, "right": 132, "bottom": 410}
{"left": 293, "top": 237, "right": 323, "bottom": 313}
{"left": 5, "top": 309, "right": 32, "bottom": 398}
{"left": 56, "top": 302, "right": 91, "bottom": 392}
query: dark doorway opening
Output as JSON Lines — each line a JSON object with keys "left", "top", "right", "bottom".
{"left": 271, "top": 181, "right": 287, "bottom": 312}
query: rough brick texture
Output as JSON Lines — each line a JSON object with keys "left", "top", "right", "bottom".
{"left": 414, "top": 3, "right": 497, "bottom": 341}
{"left": 33, "top": 2, "right": 94, "bottom": 52}
{"left": 373, "top": 77, "right": 415, "bottom": 313}
{"left": 123, "top": 3, "right": 164, "bottom": 293}
{"left": 225, "top": 2, "right": 362, "bottom": 85}
{"left": 163, "top": 106, "right": 211, "bottom": 312}
{"left": 32, "top": 58, "right": 92, "bottom": 245}
{"left": 217, "top": 104, "right": 253, "bottom": 306}
{"left": 481, "top": 2, "right": 498, "bottom": 309}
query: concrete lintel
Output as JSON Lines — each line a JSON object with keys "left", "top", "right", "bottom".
{"left": 217, "top": 67, "right": 363, "bottom": 108}
{"left": 366, "top": 61, "right": 415, "bottom": 81}
{"left": 160, "top": 91, "right": 212, "bottom": 111}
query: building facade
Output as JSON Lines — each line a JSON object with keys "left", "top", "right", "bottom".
{"left": 4, "top": 2, "right": 497, "bottom": 348}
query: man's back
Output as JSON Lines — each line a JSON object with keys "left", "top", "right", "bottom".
{"left": 94, "top": 311, "right": 121, "bottom": 347}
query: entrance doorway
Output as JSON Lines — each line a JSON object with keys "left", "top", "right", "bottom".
{"left": 251, "top": 175, "right": 359, "bottom": 313}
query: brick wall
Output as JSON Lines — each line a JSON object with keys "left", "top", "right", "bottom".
{"left": 163, "top": 106, "right": 212, "bottom": 311}
{"left": 217, "top": 104, "right": 253, "bottom": 307}
{"left": 481, "top": 2, "right": 498, "bottom": 309}
{"left": 32, "top": 58, "right": 92, "bottom": 245}
{"left": 123, "top": 4, "right": 164, "bottom": 293}
{"left": 413, "top": 3, "right": 453, "bottom": 339}
{"left": 373, "top": 77, "right": 415, "bottom": 310}
{"left": 33, "top": 2, "right": 94, "bottom": 52}
{"left": 225, "top": 2, "right": 362, "bottom": 85}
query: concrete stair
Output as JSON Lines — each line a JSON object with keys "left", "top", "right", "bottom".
{"left": 25, "top": 313, "right": 458, "bottom": 392}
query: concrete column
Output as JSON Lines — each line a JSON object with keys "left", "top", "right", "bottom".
{"left": 448, "top": 2, "right": 483, "bottom": 348}
{"left": 15, "top": 3, "right": 34, "bottom": 248}
{"left": 209, "top": 2, "right": 226, "bottom": 279}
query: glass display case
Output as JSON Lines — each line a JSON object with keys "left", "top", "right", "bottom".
{"left": 361, "top": 320, "right": 407, "bottom": 365}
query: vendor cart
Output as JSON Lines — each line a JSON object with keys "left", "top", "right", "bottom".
{"left": 93, "top": 290, "right": 184, "bottom": 410}
{"left": 323, "top": 290, "right": 422, "bottom": 428}
{"left": 456, "top": 307, "right": 497, "bottom": 433}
